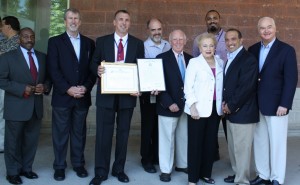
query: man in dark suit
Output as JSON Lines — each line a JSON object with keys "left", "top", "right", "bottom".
{"left": 47, "top": 8, "right": 96, "bottom": 181}
{"left": 89, "top": 10, "right": 144, "bottom": 185}
{"left": 0, "top": 27, "right": 50, "bottom": 185}
{"left": 156, "top": 29, "right": 191, "bottom": 182}
{"left": 222, "top": 28, "right": 259, "bottom": 185}
{"left": 249, "top": 17, "right": 298, "bottom": 185}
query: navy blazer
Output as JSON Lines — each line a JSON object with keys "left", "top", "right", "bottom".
{"left": 47, "top": 32, "right": 96, "bottom": 108}
{"left": 248, "top": 39, "right": 298, "bottom": 116}
{"left": 0, "top": 47, "right": 50, "bottom": 121}
{"left": 90, "top": 33, "right": 144, "bottom": 109}
{"left": 156, "top": 49, "right": 192, "bottom": 117}
{"left": 223, "top": 47, "right": 259, "bottom": 123}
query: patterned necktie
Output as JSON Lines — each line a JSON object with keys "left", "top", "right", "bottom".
{"left": 28, "top": 51, "right": 38, "bottom": 82}
{"left": 178, "top": 53, "right": 185, "bottom": 80}
{"left": 117, "top": 38, "right": 124, "bottom": 61}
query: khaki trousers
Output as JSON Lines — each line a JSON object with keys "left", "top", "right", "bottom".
{"left": 227, "top": 121, "right": 255, "bottom": 185}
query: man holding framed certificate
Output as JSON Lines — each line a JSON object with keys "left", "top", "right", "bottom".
{"left": 89, "top": 10, "right": 144, "bottom": 185}
{"left": 139, "top": 18, "right": 171, "bottom": 174}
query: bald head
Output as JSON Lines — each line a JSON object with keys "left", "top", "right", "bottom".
{"left": 169, "top": 29, "right": 187, "bottom": 54}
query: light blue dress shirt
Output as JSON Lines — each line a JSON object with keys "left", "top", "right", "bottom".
{"left": 259, "top": 38, "right": 276, "bottom": 71}
{"left": 225, "top": 45, "right": 243, "bottom": 74}
{"left": 144, "top": 37, "right": 171, "bottom": 58}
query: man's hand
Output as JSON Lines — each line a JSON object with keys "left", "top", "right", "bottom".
{"left": 34, "top": 84, "right": 45, "bottom": 95}
{"left": 130, "top": 92, "right": 141, "bottom": 97}
{"left": 24, "top": 85, "right": 35, "bottom": 96}
{"left": 276, "top": 106, "right": 288, "bottom": 116}
{"left": 67, "top": 86, "right": 85, "bottom": 98}
{"left": 222, "top": 101, "right": 231, "bottom": 114}
{"left": 97, "top": 61, "right": 106, "bottom": 77}
{"left": 169, "top": 103, "right": 180, "bottom": 112}
{"left": 150, "top": 90, "right": 159, "bottom": 95}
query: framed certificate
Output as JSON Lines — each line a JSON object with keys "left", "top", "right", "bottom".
{"left": 137, "top": 58, "right": 166, "bottom": 92}
{"left": 101, "top": 62, "right": 139, "bottom": 94}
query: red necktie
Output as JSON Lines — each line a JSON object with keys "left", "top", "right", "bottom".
{"left": 28, "top": 51, "right": 38, "bottom": 82}
{"left": 117, "top": 39, "right": 124, "bottom": 61}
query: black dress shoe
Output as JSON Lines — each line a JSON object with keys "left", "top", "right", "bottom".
{"left": 73, "top": 166, "right": 88, "bottom": 178}
{"left": 142, "top": 163, "right": 157, "bottom": 173}
{"left": 224, "top": 175, "right": 235, "bottom": 183}
{"left": 89, "top": 175, "right": 108, "bottom": 185}
{"left": 174, "top": 167, "right": 188, "bottom": 174}
{"left": 250, "top": 176, "right": 271, "bottom": 185}
{"left": 6, "top": 175, "right": 22, "bottom": 184}
{"left": 200, "top": 177, "right": 215, "bottom": 184}
{"left": 112, "top": 171, "right": 129, "bottom": 183}
{"left": 160, "top": 173, "right": 171, "bottom": 182}
{"left": 272, "top": 180, "right": 281, "bottom": 185}
{"left": 20, "top": 171, "right": 38, "bottom": 179}
{"left": 54, "top": 169, "right": 65, "bottom": 181}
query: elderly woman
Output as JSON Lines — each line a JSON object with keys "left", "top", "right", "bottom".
{"left": 184, "top": 33, "right": 224, "bottom": 185}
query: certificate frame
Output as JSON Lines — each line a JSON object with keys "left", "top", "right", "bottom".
{"left": 137, "top": 58, "right": 166, "bottom": 92}
{"left": 101, "top": 62, "right": 139, "bottom": 94}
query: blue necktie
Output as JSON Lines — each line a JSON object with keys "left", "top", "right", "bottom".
{"left": 178, "top": 54, "right": 185, "bottom": 80}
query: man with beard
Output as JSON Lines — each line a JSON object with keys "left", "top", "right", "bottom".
{"left": 0, "top": 27, "right": 51, "bottom": 185}
{"left": 192, "top": 9, "right": 227, "bottom": 161}
{"left": 47, "top": 8, "right": 96, "bottom": 181}
{"left": 140, "top": 18, "right": 171, "bottom": 173}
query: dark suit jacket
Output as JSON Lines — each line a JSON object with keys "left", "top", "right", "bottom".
{"left": 90, "top": 33, "right": 144, "bottom": 109}
{"left": 0, "top": 47, "right": 49, "bottom": 121}
{"left": 223, "top": 47, "right": 259, "bottom": 123}
{"left": 156, "top": 49, "right": 192, "bottom": 117}
{"left": 248, "top": 39, "right": 298, "bottom": 116}
{"left": 47, "top": 32, "right": 96, "bottom": 108}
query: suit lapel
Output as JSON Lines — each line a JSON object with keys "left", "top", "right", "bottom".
{"left": 62, "top": 32, "right": 78, "bottom": 61}
{"left": 260, "top": 39, "right": 279, "bottom": 73}
{"left": 35, "top": 50, "right": 45, "bottom": 83}
{"left": 107, "top": 34, "right": 115, "bottom": 62}
{"left": 17, "top": 48, "right": 33, "bottom": 82}
{"left": 225, "top": 47, "right": 245, "bottom": 77}
{"left": 125, "top": 35, "right": 134, "bottom": 63}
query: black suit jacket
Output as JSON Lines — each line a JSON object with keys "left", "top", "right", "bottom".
{"left": 156, "top": 49, "right": 192, "bottom": 117}
{"left": 47, "top": 32, "right": 96, "bottom": 108}
{"left": 223, "top": 47, "right": 259, "bottom": 123}
{"left": 248, "top": 39, "right": 298, "bottom": 116}
{"left": 0, "top": 47, "right": 50, "bottom": 121}
{"left": 90, "top": 33, "right": 144, "bottom": 109}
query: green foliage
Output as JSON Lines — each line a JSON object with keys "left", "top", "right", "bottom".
{"left": 49, "top": 0, "right": 67, "bottom": 37}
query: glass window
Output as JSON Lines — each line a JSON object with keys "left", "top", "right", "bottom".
{"left": 0, "top": 0, "right": 69, "bottom": 53}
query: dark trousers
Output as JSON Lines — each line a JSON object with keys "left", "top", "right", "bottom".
{"left": 216, "top": 117, "right": 227, "bottom": 155}
{"left": 188, "top": 102, "right": 220, "bottom": 183}
{"left": 94, "top": 107, "right": 134, "bottom": 177}
{"left": 52, "top": 106, "right": 88, "bottom": 169}
{"left": 139, "top": 95, "right": 158, "bottom": 165}
{"left": 5, "top": 115, "right": 41, "bottom": 175}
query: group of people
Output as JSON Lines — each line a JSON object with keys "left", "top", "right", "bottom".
{"left": 0, "top": 8, "right": 297, "bottom": 185}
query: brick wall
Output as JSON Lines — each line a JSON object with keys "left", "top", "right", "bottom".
{"left": 70, "top": 0, "right": 300, "bottom": 84}
{"left": 44, "top": 0, "right": 299, "bottom": 135}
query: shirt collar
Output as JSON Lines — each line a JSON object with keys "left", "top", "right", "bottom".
{"left": 66, "top": 32, "right": 80, "bottom": 39}
{"left": 172, "top": 49, "right": 183, "bottom": 57}
{"left": 114, "top": 32, "right": 128, "bottom": 43}
{"left": 20, "top": 46, "right": 34, "bottom": 54}
{"left": 260, "top": 37, "right": 276, "bottom": 48}
{"left": 227, "top": 45, "right": 243, "bottom": 60}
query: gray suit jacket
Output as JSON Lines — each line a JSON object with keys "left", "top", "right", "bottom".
{"left": 0, "top": 47, "right": 49, "bottom": 121}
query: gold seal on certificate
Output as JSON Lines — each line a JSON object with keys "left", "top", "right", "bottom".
{"left": 101, "top": 62, "right": 139, "bottom": 94}
{"left": 137, "top": 58, "right": 165, "bottom": 92}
